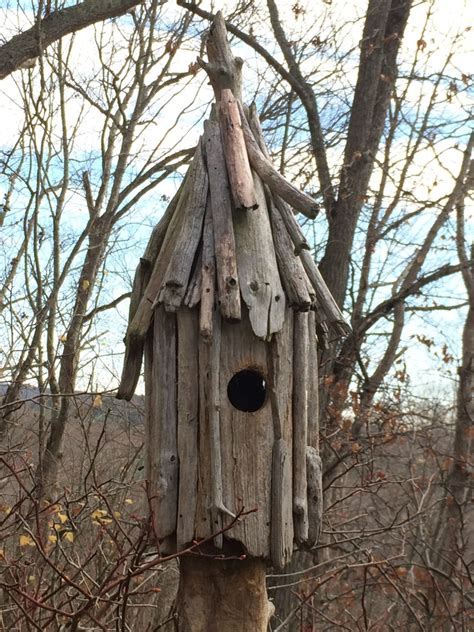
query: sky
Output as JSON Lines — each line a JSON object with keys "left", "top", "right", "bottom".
{"left": 0, "top": 0, "right": 472, "bottom": 400}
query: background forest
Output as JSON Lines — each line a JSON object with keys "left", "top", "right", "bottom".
{"left": 0, "top": 0, "right": 472, "bottom": 630}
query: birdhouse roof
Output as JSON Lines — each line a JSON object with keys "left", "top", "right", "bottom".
{"left": 117, "top": 13, "right": 348, "bottom": 401}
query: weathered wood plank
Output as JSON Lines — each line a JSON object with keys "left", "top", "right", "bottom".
{"left": 271, "top": 438, "right": 293, "bottom": 569}
{"left": 246, "top": 103, "right": 271, "bottom": 160}
{"left": 194, "top": 336, "right": 213, "bottom": 541}
{"left": 203, "top": 119, "right": 241, "bottom": 322}
{"left": 218, "top": 88, "right": 258, "bottom": 212}
{"left": 300, "top": 250, "right": 350, "bottom": 336}
{"left": 117, "top": 175, "right": 190, "bottom": 401}
{"left": 126, "top": 151, "right": 196, "bottom": 343}
{"left": 219, "top": 307, "right": 273, "bottom": 557}
{"left": 147, "top": 306, "right": 178, "bottom": 540}
{"left": 208, "top": 311, "right": 228, "bottom": 548}
{"left": 184, "top": 247, "right": 202, "bottom": 309}
{"left": 199, "top": 201, "right": 216, "bottom": 340}
{"left": 267, "top": 189, "right": 312, "bottom": 311}
{"left": 176, "top": 309, "right": 199, "bottom": 549}
{"left": 273, "top": 196, "right": 310, "bottom": 256}
{"left": 238, "top": 101, "right": 319, "bottom": 220}
{"left": 268, "top": 309, "right": 294, "bottom": 567}
{"left": 233, "top": 172, "right": 285, "bottom": 338}
{"left": 293, "top": 311, "right": 309, "bottom": 544}
{"left": 160, "top": 141, "right": 208, "bottom": 312}
{"left": 247, "top": 103, "right": 310, "bottom": 255}
{"left": 306, "top": 446, "right": 323, "bottom": 548}
{"left": 307, "top": 310, "right": 319, "bottom": 450}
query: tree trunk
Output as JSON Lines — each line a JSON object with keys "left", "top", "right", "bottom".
{"left": 176, "top": 557, "right": 272, "bottom": 632}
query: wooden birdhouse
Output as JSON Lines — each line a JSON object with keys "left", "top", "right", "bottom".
{"left": 117, "top": 13, "right": 348, "bottom": 571}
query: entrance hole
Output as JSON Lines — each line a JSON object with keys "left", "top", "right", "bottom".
{"left": 227, "top": 369, "right": 267, "bottom": 413}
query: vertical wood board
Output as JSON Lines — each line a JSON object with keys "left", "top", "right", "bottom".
{"left": 176, "top": 309, "right": 199, "bottom": 549}
{"left": 204, "top": 119, "right": 241, "bottom": 322}
{"left": 233, "top": 172, "right": 285, "bottom": 339}
{"left": 147, "top": 306, "right": 178, "bottom": 539}
{"left": 219, "top": 309, "right": 274, "bottom": 557}
{"left": 293, "top": 311, "right": 309, "bottom": 544}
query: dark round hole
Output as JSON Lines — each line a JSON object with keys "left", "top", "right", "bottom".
{"left": 227, "top": 370, "right": 267, "bottom": 413}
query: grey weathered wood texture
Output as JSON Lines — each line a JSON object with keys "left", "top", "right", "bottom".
{"left": 218, "top": 308, "right": 273, "bottom": 557}
{"left": 234, "top": 172, "right": 285, "bottom": 339}
{"left": 219, "top": 88, "right": 258, "bottom": 211}
{"left": 117, "top": 11, "right": 350, "bottom": 565}
{"left": 199, "top": 202, "right": 216, "bottom": 340}
{"left": 292, "top": 312, "right": 309, "bottom": 544}
{"left": 160, "top": 142, "right": 208, "bottom": 311}
{"left": 147, "top": 306, "right": 178, "bottom": 539}
{"left": 176, "top": 309, "right": 199, "bottom": 549}
{"left": 203, "top": 119, "right": 241, "bottom": 322}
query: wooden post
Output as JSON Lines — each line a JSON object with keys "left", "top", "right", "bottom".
{"left": 177, "top": 557, "right": 273, "bottom": 632}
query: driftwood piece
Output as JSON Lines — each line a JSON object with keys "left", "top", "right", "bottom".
{"left": 203, "top": 119, "right": 241, "bottom": 322}
{"left": 218, "top": 88, "right": 258, "bottom": 211}
{"left": 268, "top": 189, "right": 312, "bottom": 311}
{"left": 247, "top": 103, "right": 310, "bottom": 254}
{"left": 238, "top": 101, "right": 318, "bottom": 220}
{"left": 293, "top": 311, "right": 309, "bottom": 544}
{"left": 233, "top": 172, "right": 285, "bottom": 338}
{"left": 126, "top": 149, "right": 196, "bottom": 345}
{"left": 247, "top": 103, "right": 271, "bottom": 160}
{"left": 176, "top": 309, "right": 199, "bottom": 549}
{"left": 307, "top": 310, "right": 319, "bottom": 450}
{"left": 147, "top": 306, "right": 178, "bottom": 539}
{"left": 184, "top": 248, "right": 202, "bottom": 309}
{"left": 300, "top": 250, "right": 350, "bottom": 335}
{"left": 117, "top": 176, "right": 189, "bottom": 400}
{"left": 306, "top": 446, "right": 323, "bottom": 548}
{"left": 274, "top": 196, "right": 310, "bottom": 255}
{"left": 200, "top": 201, "right": 216, "bottom": 340}
{"left": 208, "top": 310, "right": 234, "bottom": 547}
{"left": 160, "top": 141, "right": 208, "bottom": 311}
{"left": 271, "top": 439, "right": 293, "bottom": 570}
{"left": 199, "top": 11, "right": 244, "bottom": 102}
{"left": 268, "top": 310, "right": 294, "bottom": 569}
{"left": 194, "top": 336, "right": 214, "bottom": 541}
{"left": 143, "top": 327, "right": 154, "bottom": 515}
{"left": 219, "top": 308, "right": 273, "bottom": 557}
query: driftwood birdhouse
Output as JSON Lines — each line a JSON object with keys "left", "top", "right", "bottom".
{"left": 117, "top": 13, "right": 348, "bottom": 571}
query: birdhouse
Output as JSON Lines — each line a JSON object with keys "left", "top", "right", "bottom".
{"left": 117, "top": 14, "right": 348, "bottom": 570}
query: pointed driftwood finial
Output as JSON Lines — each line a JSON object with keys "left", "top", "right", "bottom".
{"left": 198, "top": 11, "right": 243, "bottom": 101}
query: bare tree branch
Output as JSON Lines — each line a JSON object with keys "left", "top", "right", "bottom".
{"left": 0, "top": 0, "right": 146, "bottom": 80}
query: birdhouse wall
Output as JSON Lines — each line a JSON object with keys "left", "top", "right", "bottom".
{"left": 144, "top": 302, "right": 321, "bottom": 568}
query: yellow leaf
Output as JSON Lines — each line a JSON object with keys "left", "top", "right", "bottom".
{"left": 92, "top": 394, "right": 102, "bottom": 408}
{"left": 64, "top": 531, "right": 74, "bottom": 543}
{"left": 125, "top": 499, "right": 134, "bottom": 505}
{"left": 48, "top": 534, "right": 58, "bottom": 543}
{"left": 19, "top": 534, "right": 35, "bottom": 547}
{"left": 59, "top": 334, "right": 67, "bottom": 343}
{"left": 82, "top": 279, "right": 90, "bottom": 290}
{"left": 57, "top": 512, "right": 68, "bottom": 524}
{"left": 113, "top": 511, "right": 121, "bottom": 519}
{"left": 91, "top": 509, "right": 108, "bottom": 520}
